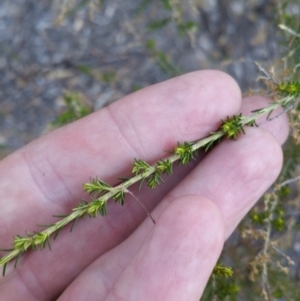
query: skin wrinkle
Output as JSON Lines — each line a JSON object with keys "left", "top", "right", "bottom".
{"left": 108, "top": 99, "right": 173, "bottom": 157}
{"left": 101, "top": 259, "right": 129, "bottom": 298}
{"left": 166, "top": 72, "right": 241, "bottom": 119}
{"left": 105, "top": 106, "right": 143, "bottom": 160}
{"left": 105, "top": 239, "right": 156, "bottom": 300}
{"left": 21, "top": 147, "right": 72, "bottom": 208}
{"left": 94, "top": 254, "right": 131, "bottom": 301}
{"left": 104, "top": 262, "right": 138, "bottom": 301}
{"left": 12, "top": 259, "right": 46, "bottom": 301}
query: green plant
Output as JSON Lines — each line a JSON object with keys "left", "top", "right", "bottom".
{"left": 0, "top": 78, "right": 299, "bottom": 279}
{"left": 145, "top": 39, "right": 182, "bottom": 77}
{"left": 202, "top": 264, "right": 239, "bottom": 300}
{"left": 52, "top": 92, "right": 92, "bottom": 127}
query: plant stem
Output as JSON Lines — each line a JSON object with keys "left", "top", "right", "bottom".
{"left": 0, "top": 93, "right": 297, "bottom": 275}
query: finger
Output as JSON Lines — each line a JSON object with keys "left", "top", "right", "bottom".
{"left": 0, "top": 71, "right": 241, "bottom": 300}
{"left": 53, "top": 96, "right": 287, "bottom": 300}
{"left": 57, "top": 196, "right": 225, "bottom": 301}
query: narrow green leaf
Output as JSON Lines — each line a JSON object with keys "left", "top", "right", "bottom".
{"left": 37, "top": 224, "right": 54, "bottom": 228}
{"left": 53, "top": 214, "right": 69, "bottom": 218}
{"left": 251, "top": 107, "right": 264, "bottom": 113}
{"left": 99, "top": 201, "right": 107, "bottom": 216}
{"left": 25, "top": 231, "right": 33, "bottom": 237}
{"left": 53, "top": 228, "right": 62, "bottom": 241}
{"left": 14, "top": 252, "right": 22, "bottom": 269}
{"left": 47, "top": 237, "right": 52, "bottom": 251}
{"left": 2, "top": 263, "right": 7, "bottom": 277}
{"left": 147, "top": 18, "right": 170, "bottom": 31}
{"left": 139, "top": 177, "right": 146, "bottom": 191}
{"left": 147, "top": 171, "right": 163, "bottom": 189}
{"left": 174, "top": 142, "right": 194, "bottom": 164}
{"left": 266, "top": 109, "right": 274, "bottom": 120}
{"left": 132, "top": 159, "right": 150, "bottom": 175}
{"left": 112, "top": 190, "right": 125, "bottom": 206}
{"left": 156, "top": 159, "right": 173, "bottom": 175}
{"left": 70, "top": 216, "right": 80, "bottom": 233}
{"left": 84, "top": 178, "right": 111, "bottom": 194}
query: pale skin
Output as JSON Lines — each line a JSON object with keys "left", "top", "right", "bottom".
{"left": 0, "top": 70, "right": 289, "bottom": 300}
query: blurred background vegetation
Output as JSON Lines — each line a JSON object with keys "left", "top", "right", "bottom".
{"left": 0, "top": 0, "right": 300, "bottom": 299}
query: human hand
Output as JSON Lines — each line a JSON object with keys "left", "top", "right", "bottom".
{"left": 0, "top": 70, "right": 289, "bottom": 300}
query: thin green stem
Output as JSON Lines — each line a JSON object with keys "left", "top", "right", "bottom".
{"left": 0, "top": 93, "right": 297, "bottom": 275}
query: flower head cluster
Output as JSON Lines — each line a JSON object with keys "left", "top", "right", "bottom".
{"left": 173, "top": 141, "right": 195, "bottom": 164}
{"left": 221, "top": 114, "right": 245, "bottom": 140}
{"left": 213, "top": 264, "right": 234, "bottom": 278}
{"left": 277, "top": 81, "right": 300, "bottom": 98}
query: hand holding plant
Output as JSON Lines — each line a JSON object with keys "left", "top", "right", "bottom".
{"left": 0, "top": 70, "right": 289, "bottom": 300}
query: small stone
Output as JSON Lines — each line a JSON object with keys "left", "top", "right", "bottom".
{"left": 293, "top": 242, "right": 300, "bottom": 254}
{"left": 0, "top": 135, "right": 7, "bottom": 147}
